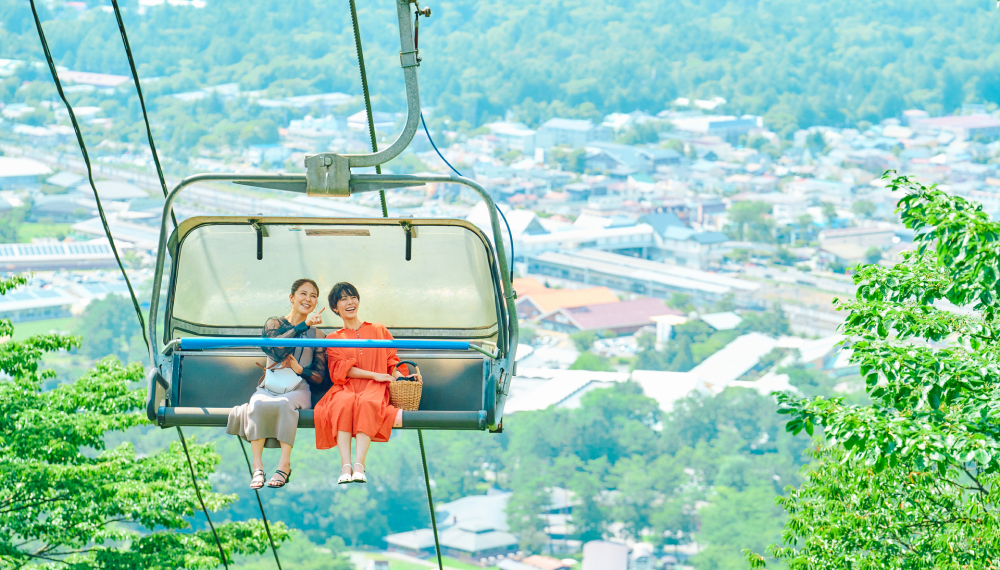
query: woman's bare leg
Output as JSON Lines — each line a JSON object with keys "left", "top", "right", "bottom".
{"left": 393, "top": 409, "right": 403, "bottom": 428}
{"left": 354, "top": 433, "right": 372, "bottom": 470}
{"left": 250, "top": 439, "right": 265, "bottom": 471}
{"left": 277, "top": 442, "right": 292, "bottom": 471}
{"left": 337, "top": 431, "right": 353, "bottom": 476}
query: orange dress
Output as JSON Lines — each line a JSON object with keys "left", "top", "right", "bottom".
{"left": 314, "top": 322, "right": 408, "bottom": 449}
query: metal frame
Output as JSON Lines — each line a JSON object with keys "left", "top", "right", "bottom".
{"left": 147, "top": 174, "right": 519, "bottom": 429}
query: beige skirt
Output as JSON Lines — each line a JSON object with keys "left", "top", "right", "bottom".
{"left": 226, "top": 382, "right": 311, "bottom": 448}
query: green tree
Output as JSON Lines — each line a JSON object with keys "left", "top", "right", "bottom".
{"left": 505, "top": 457, "right": 551, "bottom": 554}
{"left": 694, "top": 486, "right": 785, "bottom": 570}
{"left": 77, "top": 294, "right": 146, "bottom": 364}
{"left": 616, "top": 122, "right": 660, "bottom": 145}
{"left": 569, "top": 330, "right": 599, "bottom": 352}
{"left": 851, "top": 199, "right": 877, "bottom": 219}
{"left": 569, "top": 351, "right": 612, "bottom": 371}
{"left": 820, "top": 201, "right": 837, "bottom": 223}
{"left": 0, "top": 204, "right": 29, "bottom": 244}
{"left": 750, "top": 174, "right": 1000, "bottom": 568}
{"left": 737, "top": 303, "right": 790, "bottom": 337}
{"left": 726, "top": 202, "right": 773, "bottom": 243}
{"left": 0, "top": 274, "right": 288, "bottom": 568}
{"left": 864, "top": 246, "right": 882, "bottom": 265}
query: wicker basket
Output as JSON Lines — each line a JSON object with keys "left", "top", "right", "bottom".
{"left": 389, "top": 360, "right": 423, "bottom": 411}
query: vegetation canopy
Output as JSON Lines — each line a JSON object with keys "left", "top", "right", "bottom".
{"left": 0, "top": 273, "right": 289, "bottom": 569}
{"left": 748, "top": 174, "right": 1000, "bottom": 568}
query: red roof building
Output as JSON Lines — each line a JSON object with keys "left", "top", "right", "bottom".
{"left": 536, "top": 297, "right": 680, "bottom": 335}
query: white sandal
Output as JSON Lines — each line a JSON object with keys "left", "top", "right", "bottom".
{"left": 337, "top": 464, "right": 353, "bottom": 485}
{"left": 352, "top": 462, "right": 367, "bottom": 484}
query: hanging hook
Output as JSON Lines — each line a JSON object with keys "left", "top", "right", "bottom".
{"left": 400, "top": 221, "right": 415, "bottom": 261}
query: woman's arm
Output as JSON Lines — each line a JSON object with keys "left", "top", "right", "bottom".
{"left": 347, "top": 367, "right": 394, "bottom": 383}
{"left": 379, "top": 324, "right": 407, "bottom": 378}
{"left": 300, "top": 339, "right": 329, "bottom": 385}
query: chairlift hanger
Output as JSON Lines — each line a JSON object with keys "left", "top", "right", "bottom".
{"left": 144, "top": 0, "right": 518, "bottom": 434}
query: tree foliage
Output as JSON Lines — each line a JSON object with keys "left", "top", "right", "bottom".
{"left": 5, "top": 0, "right": 1000, "bottom": 149}
{"left": 0, "top": 275, "right": 288, "bottom": 568}
{"left": 77, "top": 293, "right": 147, "bottom": 364}
{"left": 749, "top": 174, "right": 1000, "bottom": 568}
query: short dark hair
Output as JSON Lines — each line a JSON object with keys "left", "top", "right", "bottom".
{"left": 328, "top": 282, "right": 360, "bottom": 314}
{"left": 291, "top": 278, "right": 319, "bottom": 296}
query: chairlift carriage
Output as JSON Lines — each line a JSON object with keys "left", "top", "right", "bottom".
{"left": 143, "top": 0, "right": 519, "bottom": 433}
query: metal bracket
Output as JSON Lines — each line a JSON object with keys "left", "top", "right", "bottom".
{"left": 400, "top": 50, "right": 420, "bottom": 68}
{"left": 304, "top": 153, "right": 351, "bottom": 197}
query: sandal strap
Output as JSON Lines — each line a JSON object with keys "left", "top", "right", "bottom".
{"left": 268, "top": 469, "right": 290, "bottom": 487}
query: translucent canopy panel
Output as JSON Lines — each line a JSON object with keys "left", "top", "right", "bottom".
{"left": 168, "top": 218, "right": 501, "bottom": 340}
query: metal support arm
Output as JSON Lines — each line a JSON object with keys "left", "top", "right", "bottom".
{"left": 305, "top": 0, "right": 422, "bottom": 195}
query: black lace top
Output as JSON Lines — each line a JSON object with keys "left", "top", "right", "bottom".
{"left": 262, "top": 317, "right": 330, "bottom": 399}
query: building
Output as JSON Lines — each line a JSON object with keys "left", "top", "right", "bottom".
{"left": 385, "top": 492, "right": 518, "bottom": 562}
{"left": 670, "top": 115, "right": 760, "bottom": 142}
{"left": 700, "top": 311, "right": 742, "bottom": 331}
{"left": 652, "top": 226, "right": 729, "bottom": 269}
{"left": 520, "top": 555, "right": 572, "bottom": 569}
{"left": 586, "top": 142, "right": 682, "bottom": 174}
{"left": 516, "top": 283, "right": 620, "bottom": 320}
{"left": 74, "top": 180, "right": 148, "bottom": 200}
{"left": 689, "top": 332, "right": 780, "bottom": 391}
{"left": 535, "top": 118, "right": 612, "bottom": 150}
{"left": 582, "top": 541, "right": 628, "bottom": 570}
{"left": 60, "top": 70, "right": 130, "bottom": 87}
{"left": 347, "top": 110, "right": 396, "bottom": 132}
{"left": 536, "top": 297, "right": 680, "bottom": 335}
{"left": 518, "top": 225, "right": 657, "bottom": 259}
{"left": 0, "top": 157, "right": 52, "bottom": 189}
{"left": 527, "top": 249, "right": 760, "bottom": 306}
{"left": 912, "top": 114, "right": 1000, "bottom": 141}
{"left": 439, "top": 521, "right": 519, "bottom": 562}
{"left": 487, "top": 122, "right": 537, "bottom": 154}
{"left": 0, "top": 287, "right": 77, "bottom": 322}
{"left": 0, "top": 239, "right": 117, "bottom": 271}
{"left": 818, "top": 225, "right": 896, "bottom": 248}
{"left": 46, "top": 172, "right": 84, "bottom": 189}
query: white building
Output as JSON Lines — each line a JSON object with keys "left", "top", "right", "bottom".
{"left": 0, "top": 157, "right": 51, "bottom": 189}
{"left": 535, "top": 118, "right": 612, "bottom": 150}
{"left": 486, "top": 122, "right": 537, "bottom": 154}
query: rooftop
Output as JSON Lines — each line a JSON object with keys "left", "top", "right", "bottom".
{"left": 700, "top": 311, "right": 743, "bottom": 331}
{"left": 914, "top": 114, "right": 1000, "bottom": 129}
{"left": 518, "top": 286, "right": 619, "bottom": 314}
{"left": 690, "top": 332, "right": 779, "bottom": 390}
{"left": 554, "top": 297, "right": 679, "bottom": 331}
{"left": 540, "top": 118, "right": 596, "bottom": 132}
{"left": 0, "top": 157, "right": 52, "bottom": 178}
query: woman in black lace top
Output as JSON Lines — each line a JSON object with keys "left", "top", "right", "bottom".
{"left": 226, "top": 278, "right": 329, "bottom": 489}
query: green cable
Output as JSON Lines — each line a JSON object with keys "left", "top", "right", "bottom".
{"left": 348, "top": 0, "right": 389, "bottom": 218}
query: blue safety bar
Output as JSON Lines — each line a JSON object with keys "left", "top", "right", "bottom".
{"left": 179, "top": 337, "right": 474, "bottom": 351}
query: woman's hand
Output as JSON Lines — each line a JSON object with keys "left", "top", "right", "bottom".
{"left": 373, "top": 373, "right": 395, "bottom": 383}
{"left": 283, "top": 354, "right": 304, "bottom": 375}
{"left": 306, "top": 307, "right": 325, "bottom": 327}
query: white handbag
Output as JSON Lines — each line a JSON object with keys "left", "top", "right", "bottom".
{"left": 258, "top": 363, "right": 303, "bottom": 395}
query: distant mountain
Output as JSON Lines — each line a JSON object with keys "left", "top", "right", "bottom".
{"left": 2, "top": 0, "right": 999, "bottom": 133}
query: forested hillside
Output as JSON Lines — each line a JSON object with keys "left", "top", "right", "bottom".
{"left": 2, "top": 0, "right": 1000, "bottom": 130}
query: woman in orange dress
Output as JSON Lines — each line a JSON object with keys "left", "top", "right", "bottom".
{"left": 314, "top": 282, "right": 416, "bottom": 484}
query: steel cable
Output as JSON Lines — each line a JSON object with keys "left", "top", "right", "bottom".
{"left": 30, "top": 3, "right": 229, "bottom": 566}
{"left": 237, "top": 437, "right": 283, "bottom": 570}
{"left": 349, "top": 0, "right": 389, "bottom": 218}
